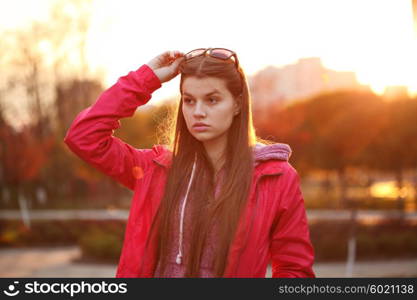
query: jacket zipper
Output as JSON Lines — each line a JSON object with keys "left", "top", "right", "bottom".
{"left": 232, "top": 171, "right": 283, "bottom": 276}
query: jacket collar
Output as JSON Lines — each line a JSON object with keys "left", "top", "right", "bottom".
{"left": 152, "top": 142, "right": 291, "bottom": 176}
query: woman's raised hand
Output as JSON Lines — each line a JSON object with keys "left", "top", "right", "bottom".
{"left": 146, "top": 50, "right": 185, "bottom": 84}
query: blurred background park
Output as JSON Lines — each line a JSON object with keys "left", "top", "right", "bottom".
{"left": 1, "top": 0, "right": 417, "bottom": 277}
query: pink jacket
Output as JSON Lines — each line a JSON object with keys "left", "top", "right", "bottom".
{"left": 64, "top": 64, "right": 316, "bottom": 278}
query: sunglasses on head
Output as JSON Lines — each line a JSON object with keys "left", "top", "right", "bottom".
{"left": 183, "top": 48, "right": 239, "bottom": 68}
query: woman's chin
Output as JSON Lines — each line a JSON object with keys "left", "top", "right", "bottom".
{"left": 192, "top": 132, "right": 214, "bottom": 142}
{"left": 193, "top": 135, "right": 210, "bottom": 142}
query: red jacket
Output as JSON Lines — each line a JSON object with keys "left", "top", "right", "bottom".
{"left": 64, "top": 64, "right": 316, "bottom": 278}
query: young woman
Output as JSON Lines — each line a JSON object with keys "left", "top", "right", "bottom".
{"left": 64, "top": 48, "right": 316, "bottom": 278}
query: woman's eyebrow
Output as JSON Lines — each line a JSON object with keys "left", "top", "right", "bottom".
{"left": 183, "top": 90, "right": 221, "bottom": 97}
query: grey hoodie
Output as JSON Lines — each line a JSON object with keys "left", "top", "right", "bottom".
{"left": 153, "top": 142, "right": 292, "bottom": 277}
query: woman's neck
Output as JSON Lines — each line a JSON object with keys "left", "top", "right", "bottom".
{"left": 203, "top": 133, "right": 227, "bottom": 175}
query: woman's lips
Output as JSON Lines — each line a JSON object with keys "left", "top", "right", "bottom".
{"left": 193, "top": 125, "right": 210, "bottom": 132}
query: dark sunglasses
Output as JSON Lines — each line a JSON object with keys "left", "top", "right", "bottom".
{"left": 183, "top": 48, "right": 239, "bottom": 68}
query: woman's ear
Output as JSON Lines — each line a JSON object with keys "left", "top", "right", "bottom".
{"left": 233, "top": 100, "right": 241, "bottom": 116}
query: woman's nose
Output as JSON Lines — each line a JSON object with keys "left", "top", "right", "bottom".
{"left": 193, "top": 102, "right": 206, "bottom": 117}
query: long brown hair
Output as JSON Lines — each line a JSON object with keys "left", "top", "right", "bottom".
{"left": 149, "top": 53, "right": 262, "bottom": 277}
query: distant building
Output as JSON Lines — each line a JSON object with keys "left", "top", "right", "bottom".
{"left": 249, "top": 57, "right": 369, "bottom": 116}
{"left": 382, "top": 85, "right": 410, "bottom": 100}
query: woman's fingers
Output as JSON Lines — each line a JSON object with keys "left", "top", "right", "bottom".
{"left": 147, "top": 50, "right": 185, "bottom": 83}
{"left": 158, "top": 50, "right": 184, "bottom": 66}
{"left": 173, "top": 50, "right": 185, "bottom": 58}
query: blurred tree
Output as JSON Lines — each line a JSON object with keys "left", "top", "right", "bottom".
{"left": 309, "top": 90, "right": 383, "bottom": 208}
{"left": 0, "top": 0, "right": 95, "bottom": 132}
{"left": 362, "top": 97, "right": 417, "bottom": 214}
{"left": 48, "top": 78, "right": 104, "bottom": 204}
{"left": 0, "top": 120, "right": 54, "bottom": 213}
{"left": 258, "top": 89, "right": 384, "bottom": 209}
{"left": 0, "top": 0, "right": 105, "bottom": 209}
{"left": 116, "top": 98, "right": 178, "bottom": 149}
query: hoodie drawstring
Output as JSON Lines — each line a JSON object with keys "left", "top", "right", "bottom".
{"left": 176, "top": 154, "right": 197, "bottom": 265}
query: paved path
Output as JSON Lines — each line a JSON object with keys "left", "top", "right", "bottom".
{"left": 0, "top": 246, "right": 416, "bottom": 278}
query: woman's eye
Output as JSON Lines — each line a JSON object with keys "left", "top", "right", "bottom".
{"left": 183, "top": 98, "right": 218, "bottom": 104}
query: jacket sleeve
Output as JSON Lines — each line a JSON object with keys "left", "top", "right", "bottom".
{"left": 270, "top": 165, "right": 316, "bottom": 278}
{"left": 64, "top": 64, "right": 162, "bottom": 191}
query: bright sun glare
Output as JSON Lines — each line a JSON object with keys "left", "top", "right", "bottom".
{"left": 1, "top": 0, "right": 417, "bottom": 98}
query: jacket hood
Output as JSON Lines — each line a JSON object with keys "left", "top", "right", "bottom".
{"left": 253, "top": 142, "right": 292, "bottom": 166}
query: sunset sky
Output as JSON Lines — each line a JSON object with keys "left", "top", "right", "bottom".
{"left": 1, "top": 0, "right": 416, "bottom": 102}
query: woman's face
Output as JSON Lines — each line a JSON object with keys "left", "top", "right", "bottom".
{"left": 181, "top": 76, "right": 240, "bottom": 143}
